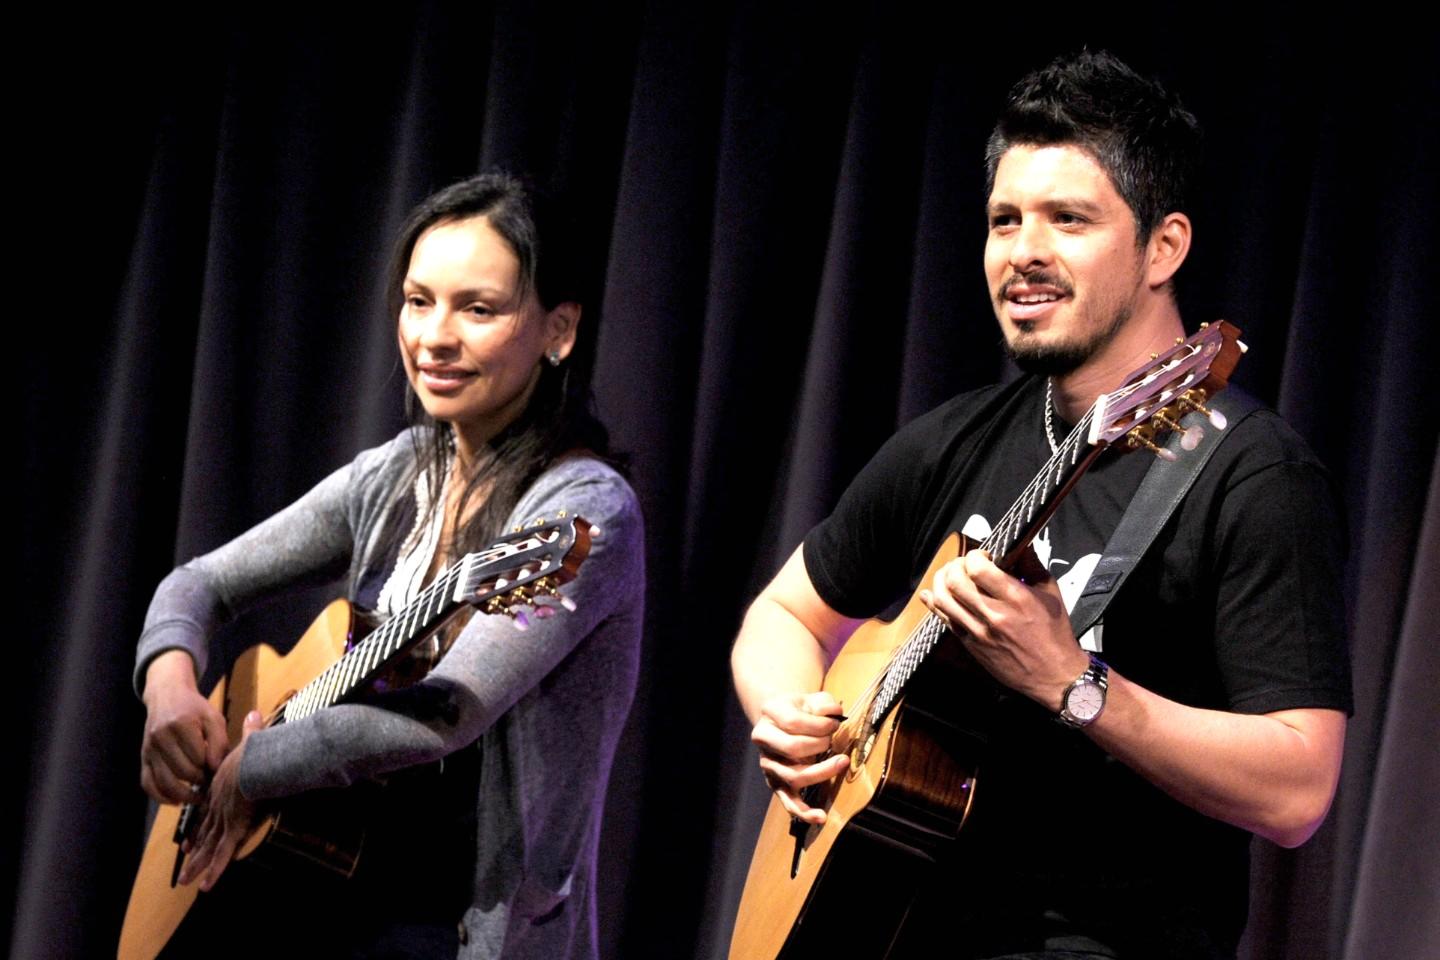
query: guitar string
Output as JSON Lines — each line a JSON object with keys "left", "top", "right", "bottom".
{"left": 283, "top": 533, "right": 556, "bottom": 723}
{"left": 285, "top": 558, "right": 465, "bottom": 723}
{"left": 840, "top": 405, "right": 1099, "bottom": 735}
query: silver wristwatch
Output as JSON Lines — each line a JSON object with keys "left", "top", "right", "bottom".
{"left": 1058, "top": 655, "right": 1109, "bottom": 728}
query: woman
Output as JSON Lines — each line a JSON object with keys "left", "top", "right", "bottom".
{"left": 135, "top": 173, "right": 644, "bottom": 959}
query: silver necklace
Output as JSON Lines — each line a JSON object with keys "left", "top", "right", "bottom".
{"left": 1044, "top": 378, "right": 1060, "bottom": 455}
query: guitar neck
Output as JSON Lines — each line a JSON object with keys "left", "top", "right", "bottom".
{"left": 276, "top": 517, "right": 590, "bottom": 724}
{"left": 866, "top": 404, "right": 1108, "bottom": 727}
{"left": 281, "top": 562, "right": 467, "bottom": 723}
{"left": 981, "top": 405, "right": 1106, "bottom": 569}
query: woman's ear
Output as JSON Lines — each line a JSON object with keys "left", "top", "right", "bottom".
{"left": 545, "top": 302, "right": 582, "bottom": 362}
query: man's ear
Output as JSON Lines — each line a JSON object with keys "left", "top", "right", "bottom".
{"left": 1146, "top": 212, "right": 1192, "bottom": 289}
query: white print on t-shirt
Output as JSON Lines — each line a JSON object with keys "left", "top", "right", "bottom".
{"left": 960, "top": 514, "right": 1104, "bottom": 652}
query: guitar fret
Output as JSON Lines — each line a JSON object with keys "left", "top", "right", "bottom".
{"left": 340, "top": 654, "right": 356, "bottom": 700}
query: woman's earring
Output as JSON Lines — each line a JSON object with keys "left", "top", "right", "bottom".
{"left": 547, "top": 350, "right": 562, "bottom": 367}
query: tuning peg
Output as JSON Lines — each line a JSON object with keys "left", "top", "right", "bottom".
{"left": 1179, "top": 390, "right": 1227, "bottom": 430}
{"left": 589, "top": 526, "right": 602, "bottom": 539}
{"left": 510, "top": 608, "right": 530, "bottom": 631}
{"left": 1128, "top": 432, "right": 1178, "bottom": 461}
{"left": 532, "top": 605, "right": 557, "bottom": 620}
{"left": 1152, "top": 411, "right": 1204, "bottom": 451}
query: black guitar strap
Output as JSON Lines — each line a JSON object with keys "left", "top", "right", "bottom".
{"left": 1069, "top": 387, "right": 1262, "bottom": 641}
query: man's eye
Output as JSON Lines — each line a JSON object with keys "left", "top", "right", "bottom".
{"left": 1056, "top": 212, "right": 1086, "bottom": 225}
{"left": 990, "top": 214, "right": 1018, "bottom": 229}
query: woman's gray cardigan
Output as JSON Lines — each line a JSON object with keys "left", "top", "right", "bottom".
{"left": 135, "top": 431, "right": 645, "bottom": 959}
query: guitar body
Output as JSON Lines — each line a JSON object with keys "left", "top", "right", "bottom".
{"left": 118, "top": 599, "right": 358, "bottom": 960}
{"left": 730, "top": 535, "right": 990, "bottom": 960}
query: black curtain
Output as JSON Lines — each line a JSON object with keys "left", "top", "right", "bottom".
{"left": 13, "top": 6, "right": 1438, "bottom": 959}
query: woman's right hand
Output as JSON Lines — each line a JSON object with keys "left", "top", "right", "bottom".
{"left": 749, "top": 691, "right": 849, "bottom": 826}
{"left": 140, "top": 650, "right": 229, "bottom": 804}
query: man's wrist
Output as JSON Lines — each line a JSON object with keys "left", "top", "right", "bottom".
{"left": 1058, "top": 655, "right": 1110, "bottom": 728}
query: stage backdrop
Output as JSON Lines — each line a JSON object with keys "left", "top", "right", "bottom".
{"left": 11, "top": 5, "right": 1438, "bottom": 959}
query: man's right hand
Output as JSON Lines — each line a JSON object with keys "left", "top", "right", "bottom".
{"left": 750, "top": 691, "right": 849, "bottom": 826}
{"left": 140, "top": 650, "right": 229, "bottom": 804}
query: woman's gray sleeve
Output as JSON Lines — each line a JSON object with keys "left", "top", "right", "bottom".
{"left": 133, "top": 459, "right": 360, "bottom": 694}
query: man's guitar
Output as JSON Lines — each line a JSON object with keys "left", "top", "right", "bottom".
{"left": 729, "top": 322, "right": 1246, "bottom": 959}
{"left": 118, "top": 515, "right": 593, "bottom": 960}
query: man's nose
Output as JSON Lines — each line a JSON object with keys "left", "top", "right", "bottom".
{"left": 1009, "top": 217, "right": 1053, "bottom": 270}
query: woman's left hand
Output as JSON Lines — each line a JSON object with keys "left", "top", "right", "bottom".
{"left": 178, "top": 710, "right": 264, "bottom": 891}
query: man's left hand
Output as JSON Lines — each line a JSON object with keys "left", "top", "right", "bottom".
{"left": 922, "top": 547, "right": 1088, "bottom": 708}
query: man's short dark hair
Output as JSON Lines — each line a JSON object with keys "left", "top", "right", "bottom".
{"left": 985, "top": 50, "right": 1202, "bottom": 243}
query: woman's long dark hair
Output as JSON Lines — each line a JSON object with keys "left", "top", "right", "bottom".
{"left": 381, "top": 172, "right": 614, "bottom": 564}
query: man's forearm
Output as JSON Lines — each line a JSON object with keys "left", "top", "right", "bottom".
{"left": 1086, "top": 671, "right": 1346, "bottom": 848}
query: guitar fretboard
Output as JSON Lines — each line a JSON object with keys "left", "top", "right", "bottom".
{"left": 864, "top": 407, "right": 1101, "bottom": 728}
{"left": 281, "top": 559, "right": 470, "bottom": 723}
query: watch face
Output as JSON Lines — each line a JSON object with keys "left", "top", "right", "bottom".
{"left": 1066, "top": 682, "right": 1104, "bottom": 721}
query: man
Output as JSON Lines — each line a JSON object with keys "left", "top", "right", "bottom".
{"left": 730, "top": 51, "right": 1351, "bottom": 958}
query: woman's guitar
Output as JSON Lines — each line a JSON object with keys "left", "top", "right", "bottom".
{"left": 118, "top": 515, "right": 593, "bottom": 960}
{"left": 729, "top": 323, "right": 1245, "bottom": 959}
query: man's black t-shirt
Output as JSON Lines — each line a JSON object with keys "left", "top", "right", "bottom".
{"left": 802, "top": 376, "right": 1352, "bottom": 958}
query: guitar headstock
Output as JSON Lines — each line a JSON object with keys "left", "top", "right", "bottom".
{"left": 457, "top": 514, "right": 594, "bottom": 629}
{"left": 1089, "top": 320, "right": 1246, "bottom": 458}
